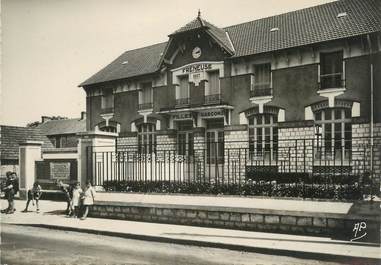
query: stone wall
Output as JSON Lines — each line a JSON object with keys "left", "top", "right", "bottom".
{"left": 89, "top": 203, "right": 380, "bottom": 243}
{"left": 117, "top": 134, "right": 138, "bottom": 152}
{"left": 352, "top": 122, "right": 381, "bottom": 183}
{"left": 278, "top": 122, "right": 315, "bottom": 173}
{"left": 224, "top": 125, "right": 248, "bottom": 183}
{"left": 156, "top": 131, "right": 176, "bottom": 151}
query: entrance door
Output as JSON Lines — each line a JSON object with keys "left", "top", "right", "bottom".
{"left": 177, "top": 132, "right": 194, "bottom": 156}
{"left": 206, "top": 130, "right": 224, "bottom": 164}
{"left": 206, "top": 118, "right": 224, "bottom": 164}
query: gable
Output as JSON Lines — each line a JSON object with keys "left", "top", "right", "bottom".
{"left": 167, "top": 30, "right": 229, "bottom": 69}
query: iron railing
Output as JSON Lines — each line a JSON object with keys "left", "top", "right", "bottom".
{"left": 138, "top": 102, "right": 153, "bottom": 110}
{"left": 86, "top": 137, "right": 379, "bottom": 200}
{"left": 100, "top": 107, "right": 114, "bottom": 114}
{"left": 319, "top": 73, "right": 344, "bottom": 90}
{"left": 175, "top": 97, "right": 190, "bottom": 107}
{"left": 204, "top": 94, "right": 221, "bottom": 105}
{"left": 250, "top": 87, "right": 272, "bottom": 97}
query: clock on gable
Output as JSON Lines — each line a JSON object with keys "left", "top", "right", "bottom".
{"left": 192, "top": 47, "right": 201, "bottom": 59}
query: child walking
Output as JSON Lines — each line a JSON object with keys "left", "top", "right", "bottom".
{"left": 70, "top": 182, "right": 82, "bottom": 218}
{"left": 22, "top": 181, "right": 42, "bottom": 213}
{"left": 80, "top": 181, "right": 96, "bottom": 220}
{"left": 57, "top": 180, "right": 73, "bottom": 215}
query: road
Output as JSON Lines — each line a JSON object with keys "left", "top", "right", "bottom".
{"left": 0, "top": 224, "right": 344, "bottom": 265}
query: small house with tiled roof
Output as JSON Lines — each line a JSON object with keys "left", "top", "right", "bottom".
{"left": 0, "top": 125, "right": 53, "bottom": 177}
{"left": 79, "top": 0, "right": 381, "bottom": 178}
{"left": 0, "top": 113, "right": 86, "bottom": 178}
{"left": 37, "top": 113, "right": 87, "bottom": 150}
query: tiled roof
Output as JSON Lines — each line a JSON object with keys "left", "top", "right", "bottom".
{"left": 171, "top": 16, "right": 205, "bottom": 35}
{"left": 225, "top": 0, "right": 381, "bottom": 57}
{"left": 80, "top": 42, "right": 167, "bottom": 87}
{"left": 170, "top": 17, "right": 234, "bottom": 54}
{"left": 80, "top": 0, "right": 381, "bottom": 87}
{"left": 0, "top": 125, "right": 54, "bottom": 160}
{"left": 37, "top": 118, "right": 86, "bottom": 136}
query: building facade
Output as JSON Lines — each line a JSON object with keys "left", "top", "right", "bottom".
{"left": 80, "top": 0, "right": 381, "bottom": 183}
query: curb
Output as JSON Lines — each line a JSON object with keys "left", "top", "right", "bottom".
{"left": 9, "top": 223, "right": 381, "bottom": 265}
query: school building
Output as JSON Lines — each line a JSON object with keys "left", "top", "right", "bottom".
{"left": 79, "top": 0, "right": 381, "bottom": 184}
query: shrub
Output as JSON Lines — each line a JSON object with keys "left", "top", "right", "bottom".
{"left": 101, "top": 179, "right": 373, "bottom": 200}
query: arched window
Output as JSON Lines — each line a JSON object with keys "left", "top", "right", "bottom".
{"left": 137, "top": 123, "right": 156, "bottom": 154}
{"left": 314, "top": 108, "right": 351, "bottom": 160}
{"left": 248, "top": 113, "right": 278, "bottom": 161}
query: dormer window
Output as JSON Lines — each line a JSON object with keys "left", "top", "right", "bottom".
{"left": 319, "top": 51, "right": 344, "bottom": 90}
{"left": 337, "top": 12, "right": 347, "bottom": 18}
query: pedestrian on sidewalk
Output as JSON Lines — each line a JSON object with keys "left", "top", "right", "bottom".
{"left": 80, "top": 181, "right": 96, "bottom": 220}
{"left": 56, "top": 180, "right": 73, "bottom": 215}
{"left": 70, "top": 182, "right": 82, "bottom": 218}
{"left": 1, "top": 172, "right": 19, "bottom": 214}
{"left": 22, "top": 181, "right": 42, "bottom": 213}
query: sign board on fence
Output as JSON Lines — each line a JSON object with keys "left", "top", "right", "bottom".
{"left": 50, "top": 162, "right": 71, "bottom": 180}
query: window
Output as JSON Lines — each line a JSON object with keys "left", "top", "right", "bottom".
{"left": 251, "top": 64, "right": 272, "bottom": 97}
{"left": 101, "top": 89, "right": 114, "bottom": 110}
{"left": 139, "top": 82, "right": 153, "bottom": 110}
{"left": 319, "top": 51, "right": 344, "bottom": 89}
{"left": 49, "top": 135, "right": 78, "bottom": 148}
{"left": 205, "top": 71, "right": 220, "bottom": 104}
{"left": 314, "top": 108, "right": 351, "bottom": 161}
{"left": 176, "top": 76, "right": 190, "bottom": 106}
{"left": 177, "top": 120, "right": 194, "bottom": 156}
{"left": 249, "top": 114, "right": 278, "bottom": 161}
{"left": 137, "top": 123, "right": 156, "bottom": 154}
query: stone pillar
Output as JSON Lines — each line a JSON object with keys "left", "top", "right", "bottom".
{"left": 278, "top": 121, "right": 314, "bottom": 174}
{"left": 77, "top": 131, "right": 118, "bottom": 187}
{"left": 18, "top": 141, "right": 43, "bottom": 199}
{"left": 224, "top": 125, "right": 249, "bottom": 184}
{"left": 117, "top": 132, "right": 138, "bottom": 152}
{"left": 156, "top": 130, "right": 177, "bottom": 152}
{"left": 193, "top": 127, "right": 205, "bottom": 183}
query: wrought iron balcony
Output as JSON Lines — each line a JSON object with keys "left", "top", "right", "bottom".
{"left": 204, "top": 94, "right": 221, "bottom": 105}
{"left": 250, "top": 85, "right": 272, "bottom": 97}
{"left": 175, "top": 97, "right": 190, "bottom": 107}
{"left": 319, "top": 73, "right": 344, "bottom": 90}
{"left": 100, "top": 107, "right": 114, "bottom": 114}
{"left": 138, "top": 102, "right": 153, "bottom": 110}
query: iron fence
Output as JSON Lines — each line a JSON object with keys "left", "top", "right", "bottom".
{"left": 86, "top": 137, "right": 380, "bottom": 200}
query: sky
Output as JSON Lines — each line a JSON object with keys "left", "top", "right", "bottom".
{"left": 1, "top": 0, "right": 335, "bottom": 127}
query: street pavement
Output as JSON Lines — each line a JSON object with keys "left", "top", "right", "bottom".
{"left": 2, "top": 224, "right": 346, "bottom": 265}
{"left": 1, "top": 199, "right": 380, "bottom": 264}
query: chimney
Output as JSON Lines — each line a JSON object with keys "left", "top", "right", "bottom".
{"left": 41, "top": 116, "right": 52, "bottom": 123}
{"left": 80, "top": 111, "right": 86, "bottom": 120}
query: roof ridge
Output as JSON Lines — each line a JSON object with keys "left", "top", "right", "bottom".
{"left": 1, "top": 124, "right": 40, "bottom": 129}
{"left": 223, "top": 0, "right": 341, "bottom": 30}
{"left": 121, "top": 41, "right": 168, "bottom": 54}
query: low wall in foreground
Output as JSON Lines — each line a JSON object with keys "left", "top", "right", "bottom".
{"left": 89, "top": 198, "right": 380, "bottom": 243}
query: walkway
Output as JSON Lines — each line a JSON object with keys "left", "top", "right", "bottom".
{"left": 1, "top": 199, "right": 379, "bottom": 262}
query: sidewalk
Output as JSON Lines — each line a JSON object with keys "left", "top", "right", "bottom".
{"left": 1, "top": 199, "right": 380, "bottom": 263}
{"left": 94, "top": 192, "right": 380, "bottom": 218}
